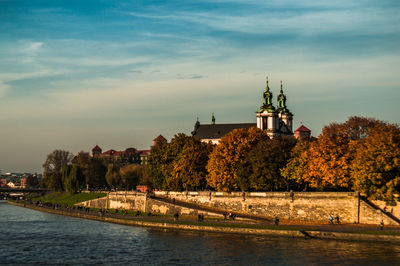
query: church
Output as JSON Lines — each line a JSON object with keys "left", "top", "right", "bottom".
{"left": 191, "top": 78, "right": 310, "bottom": 144}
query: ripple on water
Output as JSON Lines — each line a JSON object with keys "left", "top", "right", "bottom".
{"left": 1, "top": 203, "right": 400, "bottom": 265}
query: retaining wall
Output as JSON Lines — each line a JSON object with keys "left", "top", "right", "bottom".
{"left": 79, "top": 191, "right": 400, "bottom": 225}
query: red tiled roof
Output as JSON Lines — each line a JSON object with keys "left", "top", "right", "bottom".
{"left": 92, "top": 145, "right": 102, "bottom": 151}
{"left": 294, "top": 125, "right": 311, "bottom": 132}
{"left": 102, "top": 149, "right": 117, "bottom": 155}
{"left": 153, "top": 135, "right": 166, "bottom": 141}
{"left": 137, "top": 150, "right": 150, "bottom": 156}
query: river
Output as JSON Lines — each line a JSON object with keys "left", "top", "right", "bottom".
{"left": 1, "top": 202, "right": 400, "bottom": 265}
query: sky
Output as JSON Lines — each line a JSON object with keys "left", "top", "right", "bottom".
{"left": 0, "top": 0, "right": 399, "bottom": 173}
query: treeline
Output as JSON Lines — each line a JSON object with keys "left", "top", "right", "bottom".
{"left": 41, "top": 116, "right": 400, "bottom": 200}
{"left": 40, "top": 150, "right": 150, "bottom": 193}
{"left": 147, "top": 117, "right": 400, "bottom": 200}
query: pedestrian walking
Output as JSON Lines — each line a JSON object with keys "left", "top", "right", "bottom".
{"left": 274, "top": 216, "right": 279, "bottom": 226}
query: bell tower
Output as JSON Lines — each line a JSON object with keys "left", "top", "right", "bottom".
{"left": 276, "top": 81, "right": 293, "bottom": 133}
{"left": 256, "top": 77, "right": 278, "bottom": 137}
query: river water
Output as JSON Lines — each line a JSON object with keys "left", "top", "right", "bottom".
{"left": 1, "top": 202, "right": 400, "bottom": 265}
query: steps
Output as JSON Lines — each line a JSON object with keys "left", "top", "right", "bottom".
{"left": 360, "top": 197, "right": 400, "bottom": 225}
{"left": 151, "top": 195, "right": 272, "bottom": 222}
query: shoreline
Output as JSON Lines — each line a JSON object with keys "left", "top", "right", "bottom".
{"left": 8, "top": 201, "right": 400, "bottom": 243}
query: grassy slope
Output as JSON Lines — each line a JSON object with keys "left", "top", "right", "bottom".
{"left": 32, "top": 192, "right": 106, "bottom": 206}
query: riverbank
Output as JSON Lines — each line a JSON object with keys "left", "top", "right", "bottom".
{"left": 8, "top": 201, "right": 400, "bottom": 243}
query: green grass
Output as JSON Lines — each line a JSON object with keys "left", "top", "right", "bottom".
{"left": 343, "top": 230, "right": 400, "bottom": 236}
{"left": 32, "top": 192, "right": 106, "bottom": 206}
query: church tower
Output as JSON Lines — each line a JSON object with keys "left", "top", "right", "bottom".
{"left": 256, "top": 78, "right": 293, "bottom": 137}
{"left": 256, "top": 77, "right": 279, "bottom": 138}
{"left": 276, "top": 81, "right": 293, "bottom": 133}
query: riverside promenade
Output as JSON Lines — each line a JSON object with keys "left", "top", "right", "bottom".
{"left": 8, "top": 201, "right": 400, "bottom": 243}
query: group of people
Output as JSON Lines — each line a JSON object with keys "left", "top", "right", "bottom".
{"left": 329, "top": 215, "right": 341, "bottom": 224}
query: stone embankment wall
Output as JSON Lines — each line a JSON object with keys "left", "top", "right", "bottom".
{"left": 79, "top": 191, "right": 400, "bottom": 225}
{"left": 78, "top": 191, "right": 224, "bottom": 218}
{"left": 154, "top": 191, "right": 400, "bottom": 225}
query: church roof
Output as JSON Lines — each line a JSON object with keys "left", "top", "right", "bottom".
{"left": 192, "top": 123, "right": 256, "bottom": 140}
{"left": 294, "top": 125, "right": 311, "bottom": 132}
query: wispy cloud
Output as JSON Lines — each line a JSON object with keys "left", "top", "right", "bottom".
{"left": 176, "top": 74, "right": 204, "bottom": 79}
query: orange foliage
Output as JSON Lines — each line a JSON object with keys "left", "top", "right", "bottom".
{"left": 206, "top": 127, "right": 269, "bottom": 192}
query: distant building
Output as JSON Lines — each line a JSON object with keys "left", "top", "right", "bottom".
{"left": 91, "top": 145, "right": 102, "bottom": 157}
{"left": 192, "top": 79, "right": 300, "bottom": 144}
{"left": 152, "top": 135, "right": 167, "bottom": 146}
{"left": 7, "top": 181, "right": 15, "bottom": 188}
{"left": 20, "top": 178, "right": 26, "bottom": 188}
{"left": 0, "top": 179, "right": 6, "bottom": 187}
{"left": 89, "top": 135, "right": 167, "bottom": 165}
{"left": 294, "top": 125, "right": 312, "bottom": 141}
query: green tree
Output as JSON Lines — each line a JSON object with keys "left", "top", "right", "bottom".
{"left": 25, "top": 175, "right": 39, "bottom": 188}
{"left": 62, "top": 164, "right": 85, "bottom": 193}
{"left": 86, "top": 157, "right": 108, "bottom": 189}
{"left": 148, "top": 137, "right": 168, "bottom": 190}
{"left": 351, "top": 124, "right": 400, "bottom": 200}
{"left": 42, "top": 150, "right": 73, "bottom": 191}
{"left": 237, "top": 136, "right": 297, "bottom": 191}
{"left": 105, "top": 164, "right": 121, "bottom": 189}
{"left": 206, "top": 127, "right": 269, "bottom": 192}
{"left": 120, "top": 164, "right": 143, "bottom": 189}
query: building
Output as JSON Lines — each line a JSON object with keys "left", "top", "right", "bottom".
{"left": 294, "top": 125, "right": 311, "bottom": 141}
{"left": 20, "top": 178, "right": 26, "bottom": 188}
{"left": 0, "top": 179, "right": 6, "bottom": 187}
{"left": 90, "top": 135, "right": 167, "bottom": 165}
{"left": 192, "top": 78, "right": 302, "bottom": 144}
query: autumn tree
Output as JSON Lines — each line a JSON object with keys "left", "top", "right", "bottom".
{"left": 351, "top": 124, "right": 400, "bottom": 200}
{"left": 302, "top": 117, "right": 385, "bottom": 190}
{"left": 237, "top": 136, "right": 297, "bottom": 191}
{"left": 281, "top": 139, "right": 314, "bottom": 191}
{"left": 42, "top": 150, "right": 73, "bottom": 191}
{"left": 169, "top": 137, "right": 213, "bottom": 191}
{"left": 105, "top": 164, "right": 120, "bottom": 189}
{"left": 206, "top": 127, "right": 269, "bottom": 192}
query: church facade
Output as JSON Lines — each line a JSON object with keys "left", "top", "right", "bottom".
{"left": 192, "top": 79, "right": 300, "bottom": 144}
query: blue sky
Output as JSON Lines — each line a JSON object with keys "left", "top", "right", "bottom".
{"left": 0, "top": 0, "right": 399, "bottom": 172}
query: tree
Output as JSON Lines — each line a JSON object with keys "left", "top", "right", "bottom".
{"left": 42, "top": 150, "right": 73, "bottom": 191}
{"left": 86, "top": 157, "right": 108, "bottom": 189}
{"left": 351, "top": 124, "right": 400, "bottom": 200}
{"left": 25, "top": 175, "right": 39, "bottom": 188}
{"left": 120, "top": 147, "right": 140, "bottom": 166}
{"left": 120, "top": 164, "right": 143, "bottom": 189}
{"left": 148, "top": 138, "right": 169, "bottom": 190}
{"left": 294, "top": 116, "right": 387, "bottom": 191}
{"left": 62, "top": 164, "right": 85, "bottom": 193}
{"left": 237, "top": 136, "right": 297, "bottom": 191}
{"left": 105, "top": 164, "right": 121, "bottom": 189}
{"left": 281, "top": 139, "right": 314, "bottom": 191}
{"left": 169, "top": 137, "right": 213, "bottom": 191}
{"left": 206, "top": 127, "right": 269, "bottom": 192}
